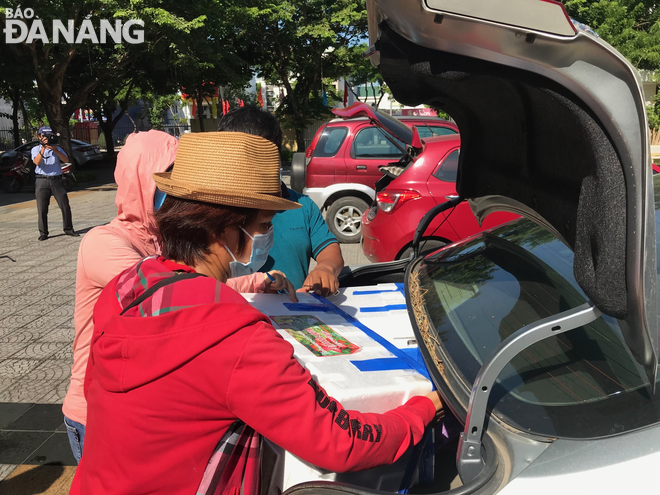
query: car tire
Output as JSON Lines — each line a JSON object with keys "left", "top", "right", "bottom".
{"left": 396, "top": 238, "right": 447, "bottom": 260}
{"left": 1, "top": 175, "right": 22, "bottom": 193}
{"left": 290, "top": 153, "right": 307, "bottom": 193}
{"left": 327, "top": 197, "right": 370, "bottom": 244}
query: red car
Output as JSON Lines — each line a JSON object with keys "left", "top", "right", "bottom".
{"left": 291, "top": 103, "right": 458, "bottom": 243}
{"left": 361, "top": 133, "right": 518, "bottom": 262}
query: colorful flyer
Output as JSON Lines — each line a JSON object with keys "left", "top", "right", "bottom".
{"left": 270, "top": 315, "right": 360, "bottom": 357}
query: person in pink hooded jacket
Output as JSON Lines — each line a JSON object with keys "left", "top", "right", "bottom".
{"left": 62, "top": 130, "right": 294, "bottom": 462}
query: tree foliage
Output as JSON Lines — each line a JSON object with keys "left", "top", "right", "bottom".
{"left": 0, "top": 0, "right": 253, "bottom": 152}
{"left": 562, "top": 0, "right": 660, "bottom": 129}
{"left": 563, "top": 0, "right": 660, "bottom": 70}
{"left": 0, "top": 46, "right": 39, "bottom": 146}
{"left": 346, "top": 44, "right": 390, "bottom": 108}
{"left": 244, "top": 0, "right": 367, "bottom": 149}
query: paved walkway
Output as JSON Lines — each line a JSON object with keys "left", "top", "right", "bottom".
{"left": 0, "top": 164, "right": 369, "bottom": 492}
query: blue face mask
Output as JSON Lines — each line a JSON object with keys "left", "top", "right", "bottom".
{"left": 224, "top": 226, "right": 274, "bottom": 277}
{"left": 154, "top": 188, "right": 167, "bottom": 211}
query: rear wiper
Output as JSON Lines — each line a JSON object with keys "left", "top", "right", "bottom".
{"left": 421, "top": 121, "right": 438, "bottom": 137}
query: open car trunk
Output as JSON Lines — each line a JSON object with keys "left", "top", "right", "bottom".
{"left": 286, "top": 1, "right": 658, "bottom": 494}
{"left": 369, "top": 0, "right": 658, "bottom": 386}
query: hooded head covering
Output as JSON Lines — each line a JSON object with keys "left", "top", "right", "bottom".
{"left": 110, "top": 130, "right": 178, "bottom": 256}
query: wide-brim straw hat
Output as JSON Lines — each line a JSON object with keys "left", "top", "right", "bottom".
{"left": 153, "top": 132, "right": 301, "bottom": 211}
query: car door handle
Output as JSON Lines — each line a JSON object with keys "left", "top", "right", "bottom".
{"left": 445, "top": 194, "right": 459, "bottom": 200}
{"left": 356, "top": 165, "right": 367, "bottom": 170}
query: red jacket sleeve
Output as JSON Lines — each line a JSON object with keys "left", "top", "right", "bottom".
{"left": 225, "top": 322, "right": 435, "bottom": 473}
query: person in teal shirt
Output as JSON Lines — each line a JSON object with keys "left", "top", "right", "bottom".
{"left": 217, "top": 107, "right": 344, "bottom": 295}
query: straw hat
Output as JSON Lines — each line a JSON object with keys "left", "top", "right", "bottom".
{"left": 153, "top": 132, "right": 301, "bottom": 211}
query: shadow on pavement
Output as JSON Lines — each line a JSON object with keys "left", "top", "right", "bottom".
{"left": 0, "top": 463, "right": 66, "bottom": 495}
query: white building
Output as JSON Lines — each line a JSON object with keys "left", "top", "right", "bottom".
{"left": 0, "top": 99, "right": 23, "bottom": 128}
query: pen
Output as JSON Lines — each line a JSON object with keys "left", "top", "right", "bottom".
{"left": 266, "top": 272, "right": 289, "bottom": 295}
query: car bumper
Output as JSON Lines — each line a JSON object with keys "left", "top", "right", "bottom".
{"left": 362, "top": 210, "right": 407, "bottom": 262}
{"left": 75, "top": 154, "right": 103, "bottom": 166}
{"left": 302, "top": 188, "right": 325, "bottom": 209}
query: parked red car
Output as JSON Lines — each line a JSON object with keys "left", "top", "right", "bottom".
{"left": 291, "top": 103, "right": 458, "bottom": 242}
{"left": 361, "top": 133, "right": 518, "bottom": 262}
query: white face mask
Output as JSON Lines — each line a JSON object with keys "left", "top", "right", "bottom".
{"left": 224, "top": 225, "right": 274, "bottom": 277}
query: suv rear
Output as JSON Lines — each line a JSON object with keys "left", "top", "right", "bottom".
{"left": 291, "top": 108, "right": 458, "bottom": 243}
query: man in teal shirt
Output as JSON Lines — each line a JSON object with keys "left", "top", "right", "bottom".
{"left": 218, "top": 107, "right": 344, "bottom": 295}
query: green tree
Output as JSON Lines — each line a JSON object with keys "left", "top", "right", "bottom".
{"left": 87, "top": 76, "right": 139, "bottom": 157}
{"left": 173, "top": 0, "right": 253, "bottom": 131}
{"left": 244, "top": 0, "right": 368, "bottom": 150}
{"left": 346, "top": 44, "right": 390, "bottom": 109}
{"left": 0, "top": 48, "right": 37, "bottom": 146}
{"left": 562, "top": 1, "right": 660, "bottom": 130}
{"left": 562, "top": 0, "right": 660, "bottom": 71}
{"left": 0, "top": 1, "right": 205, "bottom": 156}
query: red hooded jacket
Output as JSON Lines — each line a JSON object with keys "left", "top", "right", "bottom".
{"left": 70, "top": 257, "right": 435, "bottom": 494}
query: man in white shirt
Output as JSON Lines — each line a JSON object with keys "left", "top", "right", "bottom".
{"left": 31, "top": 126, "right": 79, "bottom": 241}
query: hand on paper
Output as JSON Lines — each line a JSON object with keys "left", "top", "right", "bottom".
{"left": 264, "top": 270, "right": 298, "bottom": 302}
{"left": 298, "top": 265, "right": 340, "bottom": 297}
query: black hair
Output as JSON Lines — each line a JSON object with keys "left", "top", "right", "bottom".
{"left": 155, "top": 196, "right": 259, "bottom": 266}
{"left": 217, "top": 105, "right": 283, "bottom": 150}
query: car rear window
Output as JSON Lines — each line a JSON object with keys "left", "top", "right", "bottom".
{"left": 414, "top": 125, "right": 458, "bottom": 138}
{"left": 313, "top": 126, "right": 348, "bottom": 158}
{"left": 433, "top": 150, "right": 459, "bottom": 182}
{"left": 411, "top": 218, "right": 660, "bottom": 439}
{"left": 353, "top": 127, "right": 405, "bottom": 158}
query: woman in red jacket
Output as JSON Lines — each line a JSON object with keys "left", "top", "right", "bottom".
{"left": 70, "top": 131, "right": 442, "bottom": 495}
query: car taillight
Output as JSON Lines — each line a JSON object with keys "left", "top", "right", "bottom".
{"left": 306, "top": 147, "right": 314, "bottom": 158}
{"left": 376, "top": 190, "right": 422, "bottom": 213}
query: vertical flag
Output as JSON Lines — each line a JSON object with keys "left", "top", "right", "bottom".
{"left": 322, "top": 89, "right": 328, "bottom": 106}
{"left": 343, "top": 81, "right": 349, "bottom": 107}
{"left": 257, "top": 88, "right": 264, "bottom": 108}
{"left": 239, "top": 99, "right": 244, "bottom": 107}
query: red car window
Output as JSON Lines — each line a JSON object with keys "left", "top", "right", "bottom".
{"left": 433, "top": 150, "right": 460, "bottom": 182}
{"left": 414, "top": 125, "right": 458, "bottom": 138}
{"left": 352, "top": 127, "right": 404, "bottom": 159}
{"left": 314, "top": 126, "right": 348, "bottom": 158}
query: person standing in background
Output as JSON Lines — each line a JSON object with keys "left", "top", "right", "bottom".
{"left": 31, "top": 126, "right": 78, "bottom": 241}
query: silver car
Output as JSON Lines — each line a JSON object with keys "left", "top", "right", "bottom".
{"left": 286, "top": 0, "right": 660, "bottom": 494}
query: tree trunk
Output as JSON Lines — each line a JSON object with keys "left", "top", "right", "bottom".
{"left": 42, "top": 95, "right": 74, "bottom": 168}
{"left": 101, "top": 122, "right": 115, "bottom": 157}
{"left": 295, "top": 127, "right": 306, "bottom": 153}
{"left": 11, "top": 88, "right": 20, "bottom": 148}
{"left": 20, "top": 100, "right": 32, "bottom": 137}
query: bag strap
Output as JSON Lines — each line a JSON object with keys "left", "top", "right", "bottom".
{"left": 120, "top": 272, "right": 206, "bottom": 316}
